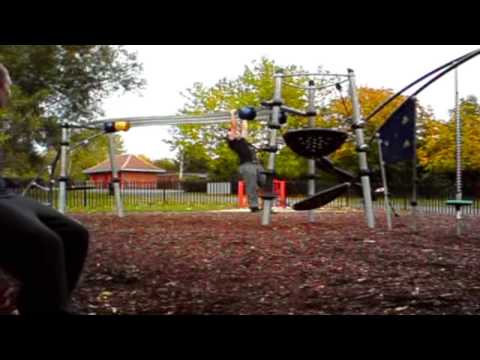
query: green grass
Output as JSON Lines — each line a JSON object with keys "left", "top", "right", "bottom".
{"left": 26, "top": 189, "right": 241, "bottom": 214}
{"left": 25, "top": 189, "right": 479, "bottom": 215}
{"left": 68, "top": 202, "right": 239, "bottom": 214}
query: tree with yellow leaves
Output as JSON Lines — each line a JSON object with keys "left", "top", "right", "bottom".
{"left": 418, "top": 96, "right": 480, "bottom": 197}
{"left": 419, "top": 95, "right": 480, "bottom": 172}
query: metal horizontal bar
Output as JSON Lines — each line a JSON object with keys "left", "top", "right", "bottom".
{"left": 279, "top": 72, "right": 350, "bottom": 78}
{"left": 91, "top": 110, "right": 271, "bottom": 128}
{"left": 316, "top": 79, "right": 350, "bottom": 91}
{"left": 68, "top": 124, "right": 102, "bottom": 130}
{"left": 282, "top": 82, "right": 308, "bottom": 90}
{"left": 70, "top": 132, "right": 106, "bottom": 151}
{"left": 126, "top": 118, "right": 232, "bottom": 127}
{"left": 283, "top": 78, "right": 349, "bottom": 91}
{"left": 280, "top": 105, "right": 311, "bottom": 117}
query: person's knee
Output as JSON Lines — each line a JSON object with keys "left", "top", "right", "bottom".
{"left": 75, "top": 222, "right": 90, "bottom": 241}
{"left": 71, "top": 222, "right": 90, "bottom": 252}
{"left": 55, "top": 219, "right": 90, "bottom": 258}
{"left": 22, "top": 230, "right": 65, "bottom": 268}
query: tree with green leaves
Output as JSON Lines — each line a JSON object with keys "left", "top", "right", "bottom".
{"left": 0, "top": 45, "right": 145, "bottom": 178}
{"left": 68, "top": 132, "right": 126, "bottom": 181}
{"left": 168, "top": 58, "right": 436, "bottom": 186}
{"left": 167, "top": 58, "right": 334, "bottom": 181}
{"left": 153, "top": 158, "right": 178, "bottom": 172}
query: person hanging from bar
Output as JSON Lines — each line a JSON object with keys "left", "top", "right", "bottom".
{"left": 226, "top": 109, "right": 266, "bottom": 212}
{"left": 0, "top": 63, "right": 90, "bottom": 315}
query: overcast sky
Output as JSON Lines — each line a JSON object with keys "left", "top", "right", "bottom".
{"left": 101, "top": 45, "right": 480, "bottom": 160}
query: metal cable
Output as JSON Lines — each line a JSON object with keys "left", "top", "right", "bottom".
{"left": 365, "top": 48, "right": 480, "bottom": 124}
{"left": 280, "top": 72, "right": 350, "bottom": 78}
{"left": 283, "top": 78, "right": 349, "bottom": 91}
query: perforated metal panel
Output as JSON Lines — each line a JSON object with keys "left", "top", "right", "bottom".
{"left": 283, "top": 128, "right": 348, "bottom": 158}
{"left": 293, "top": 182, "right": 351, "bottom": 211}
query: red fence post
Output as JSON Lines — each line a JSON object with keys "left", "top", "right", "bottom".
{"left": 239, "top": 179, "right": 286, "bottom": 208}
{"left": 272, "top": 179, "right": 287, "bottom": 208}
{"left": 279, "top": 180, "right": 286, "bottom": 208}
{"left": 238, "top": 181, "right": 247, "bottom": 208}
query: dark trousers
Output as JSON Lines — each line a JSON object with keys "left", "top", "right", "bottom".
{"left": 0, "top": 195, "right": 89, "bottom": 314}
{"left": 239, "top": 162, "right": 266, "bottom": 209}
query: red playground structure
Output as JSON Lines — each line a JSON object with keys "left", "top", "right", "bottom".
{"left": 238, "top": 179, "right": 287, "bottom": 208}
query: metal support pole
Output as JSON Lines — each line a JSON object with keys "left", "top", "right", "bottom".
{"left": 307, "top": 80, "right": 316, "bottom": 223}
{"left": 179, "top": 149, "right": 184, "bottom": 181}
{"left": 261, "top": 70, "right": 283, "bottom": 226}
{"left": 108, "top": 133, "right": 124, "bottom": 217}
{"left": 376, "top": 134, "right": 392, "bottom": 230}
{"left": 455, "top": 68, "right": 463, "bottom": 236}
{"left": 46, "top": 165, "right": 53, "bottom": 207}
{"left": 58, "top": 123, "right": 70, "bottom": 214}
{"left": 348, "top": 69, "right": 375, "bottom": 229}
{"left": 411, "top": 98, "right": 418, "bottom": 232}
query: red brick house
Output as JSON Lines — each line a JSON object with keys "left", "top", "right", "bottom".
{"left": 83, "top": 154, "right": 166, "bottom": 187}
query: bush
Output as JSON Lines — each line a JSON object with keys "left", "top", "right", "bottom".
{"left": 181, "top": 181, "right": 207, "bottom": 193}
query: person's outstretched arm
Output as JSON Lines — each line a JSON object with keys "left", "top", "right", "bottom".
{"left": 240, "top": 118, "right": 248, "bottom": 139}
{"left": 228, "top": 109, "right": 239, "bottom": 141}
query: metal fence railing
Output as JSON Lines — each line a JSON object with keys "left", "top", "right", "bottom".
{"left": 17, "top": 180, "right": 480, "bottom": 216}
{"left": 295, "top": 195, "right": 480, "bottom": 216}
{"left": 21, "top": 181, "right": 240, "bottom": 210}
